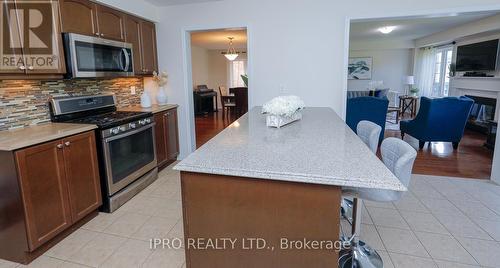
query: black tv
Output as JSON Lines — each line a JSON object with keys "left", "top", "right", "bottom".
{"left": 456, "top": 39, "right": 499, "bottom": 72}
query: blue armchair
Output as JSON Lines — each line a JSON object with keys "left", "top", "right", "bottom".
{"left": 346, "top": 96, "right": 389, "bottom": 142}
{"left": 400, "top": 96, "right": 474, "bottom": 150}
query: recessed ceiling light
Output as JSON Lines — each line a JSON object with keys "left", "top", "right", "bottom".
{"left": 378, "top": 26, "right": 397, "bottom": 34}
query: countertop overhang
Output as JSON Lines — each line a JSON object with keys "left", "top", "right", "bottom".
{"left": 175, "top": 107, "right": 406, "bottom": 192}
{"left": 0, "top": 123, "right": 97, "bottom": 151}
{"left": 119, "top": 104, "right": 178, "bottom": 114}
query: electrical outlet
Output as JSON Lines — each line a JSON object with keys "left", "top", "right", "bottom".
{"left": 279, "top": 84, "right": 288, "bottom": 94}
{"left": 130, "top": 86, "right": 136, "bottom": 95}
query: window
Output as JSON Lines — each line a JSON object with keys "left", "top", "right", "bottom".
{"left": 432, "top": 47, "right": 453, "bottom": 97}
{"left": 229, "top": 60, "right": 247, "bottom": 88}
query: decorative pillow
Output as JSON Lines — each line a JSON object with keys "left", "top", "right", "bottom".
{"left": 374, "top": 88, "right": 389, "bottom": 98}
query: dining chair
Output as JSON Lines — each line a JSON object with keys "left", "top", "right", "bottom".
{"left": 229, "top": 87, "right": 248, "bottom": 115}
{"left": 219, "top": 86, "right": 236, "bottom": 118}
{"left": 339, "top": 137, "right": 417, "bottom": 268}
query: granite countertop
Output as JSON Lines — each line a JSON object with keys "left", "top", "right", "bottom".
{"left": 119, "top": 104, "right": 178, "bottom": 114}
{"left": 175, "top": 107, "right": 406, "bottom": 191}
{"left": 0, "top": 123, "right": 97, "bottom": 151}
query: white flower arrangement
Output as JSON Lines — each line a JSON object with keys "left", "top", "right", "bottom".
{"left": 262, "top": 95, "right": 305, "bottom": 116}
{"left": 152, "top": 71, "right": 168, "bottom": 87}
{"left": 262, "top": 96, "right": 305, "bottom": 128}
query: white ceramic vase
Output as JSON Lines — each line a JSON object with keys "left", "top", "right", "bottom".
{"left": 140, "top": 91, "right": 152, "bottom": 108}
{"left": 156, "top": 87, "right": 167, "bottom": 105}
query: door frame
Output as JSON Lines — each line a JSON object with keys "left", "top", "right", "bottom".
{"left": 181, "top": 25, "right": 252, "bottom": 153}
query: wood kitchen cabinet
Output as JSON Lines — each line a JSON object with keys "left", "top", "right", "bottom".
{"left": 15, "top": 139, "right": 73, "bottom": 250}
{"left": 60, "top": 0, "right": 125, "bottom": 41}
{"left": 59, "top": 0, "right": 98, "bottom": 37}
{"left": 62, "top": 132, "right": 102, "bottom": 222}
{"left": 0, "top": 131, "right": 101, "bottom": 264}
{"left": 95, "top": 4, "right": 125, "bottom": 41}
{"left": 0, "top": 0, "right": 66, "bottom": 76}
{"left": 124, "top": 15, "right": 158, "bottom": 75}
{"left": 154, "top": 107, "right": 179, "bottom": 169}
{"left": 139, "top": 20, "right": 158, "bottom": 75}
{"left": 124, "top": 15, "right": 143, "bottom": 75}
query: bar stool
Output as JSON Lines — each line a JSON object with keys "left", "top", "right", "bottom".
{"left": 341, "top": 121, "right": 381, "bottom": 224}
{"left": 339, "top": 137, "right": 417, "bottom": 268}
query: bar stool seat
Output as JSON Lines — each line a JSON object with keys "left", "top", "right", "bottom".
{"left": 339, "top": 137, "right": 417, "bottom": 268}
{"left": 341, "top": 121, "right": 381, "bottom": 224}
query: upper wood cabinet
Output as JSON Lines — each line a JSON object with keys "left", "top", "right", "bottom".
{"left": 124, "top": 15, "right": 158, "bottom": 75}
{"left": 0, "top": 0, "right": 66, "bottom": 76}
{"left": 59, "top": 0, "right": 98, "bottom": 37}
{"left": 124, "top": 15, "right": 143, "bottom": 75}
{"left": 60, "top": 0, "right": 125, "bottom": 41}
{"left": 0, "top": 1, "right": 25, "bottom": 75}
{"left": 13, "top": 131, "right": 101, "bottom": 251}
{"left": 95, "top": 4, "right": 125, "bottom": 41}
{"left": 139, "top": 20, "right": 158, "bottom": 75}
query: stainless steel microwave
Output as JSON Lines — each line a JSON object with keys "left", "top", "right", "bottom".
{"left": 63, "top": 33, "right": 134, "bottom": 78}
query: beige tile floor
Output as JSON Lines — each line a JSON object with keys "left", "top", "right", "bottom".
{"left": 1, "top": 164, "right": 500, "bottom": 268}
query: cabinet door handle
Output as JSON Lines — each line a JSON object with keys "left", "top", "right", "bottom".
{"left": 19, "top": 65, "right": 26, "bottom": 70}
{"left": 64, "top": 141, "right": 71, "bottom": 147}
{"left": 100, "top": 33, "right": 104, "bottom": 37}
{"left": 56, "top": 144, "right": 63, "bottom": 149}
{"left": 27, "top": 65, "right": 34, "bottom": 70}
{"left": 95, "top": 32, "right": 100, "bottom": 36}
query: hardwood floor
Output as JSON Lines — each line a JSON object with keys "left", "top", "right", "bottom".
{"left": 195, "top": 110, "right": 494, "bottom": 179}
{"left": 195, "top": 111, "right": 238, "bottom": 148}
{"left": 386, "top": 129, "right": 493, "bottom": 179}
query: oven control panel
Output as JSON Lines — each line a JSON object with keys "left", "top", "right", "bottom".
{"left": 102, "top": 117, "right": 153, "bottom": 138}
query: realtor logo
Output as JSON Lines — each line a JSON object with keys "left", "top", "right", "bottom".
{"left": 1, "top": 0, "right": 57, "bottom": 70}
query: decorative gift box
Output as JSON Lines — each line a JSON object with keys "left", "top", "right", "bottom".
{"left": 262, "top": 95, "right": 305, "bottom": 128}
{"left": 266, "top": 111, "right": 302, "bottom": 128}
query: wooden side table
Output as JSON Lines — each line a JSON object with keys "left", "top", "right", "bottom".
{"left": 399, "top": 95, "right": 418, "bottom": 118}
{"left": 387, "top": 106, "right": 401, "bottom": 124}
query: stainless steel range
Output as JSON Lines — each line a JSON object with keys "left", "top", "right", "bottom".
{"left": 50, "top": 94, "right": 158, "bottom": 212}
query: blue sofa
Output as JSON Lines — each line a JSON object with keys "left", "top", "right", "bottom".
{"left": 346, "top": 96, "right": 389, "bottom": 142}
{"left": 400, "top": 96, "right": 474, "bottom": 150}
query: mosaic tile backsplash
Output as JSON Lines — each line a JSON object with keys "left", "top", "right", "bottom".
{"left": 0, "top": 78, "right": 144, "bottom": 131}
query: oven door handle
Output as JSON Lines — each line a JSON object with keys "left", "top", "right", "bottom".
{"left": 104, "top": 123, "right": 155, "bottom": 143}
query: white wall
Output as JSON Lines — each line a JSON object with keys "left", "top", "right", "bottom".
{"left": 153, "top": 0, "right": 500, "bottom": 165}
{"left": 191, "top": 45, "right": 210, "bottom": 88}
{"left": 347, "top": 49, "right": 414, "bottom": 94}
{"left": 207, "top": 50, "right": 228, "bottom": 92}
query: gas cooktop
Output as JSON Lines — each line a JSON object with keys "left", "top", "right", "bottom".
{"left": 67, "top": 111, "right": 151, "bottom": 129}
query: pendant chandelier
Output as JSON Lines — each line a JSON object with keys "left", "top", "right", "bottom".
{"left": 224, "top": 37, "right": 238, "bottom": 61}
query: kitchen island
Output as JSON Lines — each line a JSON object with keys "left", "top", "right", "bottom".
{"left": 174, "top": 107, "right": 405, "bottom": 268}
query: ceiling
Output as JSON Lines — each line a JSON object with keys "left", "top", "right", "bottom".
{"left": 191, "top": 29, "right": 247, "bottom": 50}
{"left": 350, "top": 12, "right": 499, "bottom": 42}
{"left": 144, "top": 0, "right": 221, "bottom": 6}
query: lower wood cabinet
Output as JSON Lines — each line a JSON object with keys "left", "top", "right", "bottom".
{"left": 154, "top": 107, "right": 180, "bottom": 169}
{"left": 15, "top": 139, "right": 73, "bottom": 250}
{"left": 0, "top": 131, "right": 101, "bottom": 264}
{"left": 62, "top": 132, "right": 101, "bottom": 222}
